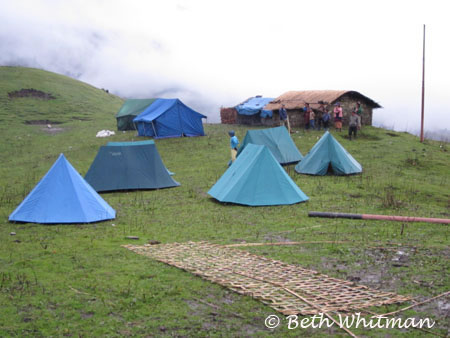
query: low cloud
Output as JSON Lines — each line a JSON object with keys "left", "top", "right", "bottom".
{"left": 1, "top": 1, "right": 449, "bottom": 129}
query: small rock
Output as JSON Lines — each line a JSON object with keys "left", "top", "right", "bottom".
{"left": 125, "top": 236, "right": 139, "bottom": 240}
{"left": 111, "top": 224, "right": 116, "bottom": 227}
{"left": 10, "top": 232, "right": 16, "bottom": 236}
{"left": 14, "top": 239, "right": 21, "bottom": 243}
{"left": 148, "top": 240, "right": 161, "bottom": 245}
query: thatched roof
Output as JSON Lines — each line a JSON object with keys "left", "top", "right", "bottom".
{"left": 264, "top": 90, "right": 382, "bottom": 110}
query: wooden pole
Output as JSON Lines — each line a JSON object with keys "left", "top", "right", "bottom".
{"left": 420, "top": 24, "right": 426, "bottom": 142}
{"left": 308, "top": 211, "right": 450, "bottom": 224}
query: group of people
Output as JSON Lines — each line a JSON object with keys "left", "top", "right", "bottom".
{"left": 302, "top": 101, "right": 363, "bottom": 140}
{"left": 302, "top": 102, "right": 332, "bottom": 131}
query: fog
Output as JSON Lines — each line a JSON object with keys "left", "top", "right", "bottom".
{"left": 1, "top": 0, "right": 449, "bottom": 136}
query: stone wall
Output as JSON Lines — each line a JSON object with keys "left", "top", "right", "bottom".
{"left": 283, "top": 96, "right": 374, "bottom": 128}
{"left": 220, "top": 107, "right": 237, "bottom": 124}
{"left": 237, "top": 114, "right": 263, "bottom": 126}
{"left": 256, "top": 109, "right": 304, "bottom": 128}
{"left": 335, "top": 95, "right": 373, "bottom": 126}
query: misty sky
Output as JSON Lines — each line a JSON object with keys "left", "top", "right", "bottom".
{"left": 1, "top": 0, "right": 449, "bottom": 132}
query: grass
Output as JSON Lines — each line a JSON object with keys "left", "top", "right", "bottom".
{"left": 0, "top": 66, "right": 449, "bottom": 337}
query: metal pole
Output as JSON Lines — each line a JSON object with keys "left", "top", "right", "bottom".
{"left": 420, "top": 24, "right": 426, "bottom": 142}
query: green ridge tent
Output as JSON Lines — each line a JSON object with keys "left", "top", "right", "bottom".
{"left": 85, "top": 140, "right": 180, "bottom": 192}
{"left": 295, "top": 131, "right": 362, "bottom": 175}
{"left": 116, "top": 99, "right": 157, "bottom": 131}
{"left": 208, "top": 144, "right": 309, "bottom": 206}
{"left": 237, "top": 126, "right": 303, "bottom": 165}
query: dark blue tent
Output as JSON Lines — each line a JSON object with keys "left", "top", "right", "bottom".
{"left": 9, "top": 154, "right": 116, "bottom": 224}
{"left": 133, "top": 98, "right": 206, "bottom": 138}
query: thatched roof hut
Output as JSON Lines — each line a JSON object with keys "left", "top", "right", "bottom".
{"left": 265, "top": 90, "right": 382, "bottom": 127}
{"left": 265, "top": 90, "right": 381, "bottom": 110}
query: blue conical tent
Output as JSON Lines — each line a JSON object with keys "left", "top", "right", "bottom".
{"left": 237, "top": 127, "right": 303, "bottom": 165}
{"left": 9, "top": 154, "right": 116, "bottom": 224}
{"left": 295, "top": 131, "right": 362, "bottom": 175}
{"left": 208, "top": 144, "right": 309, "bottom": 206}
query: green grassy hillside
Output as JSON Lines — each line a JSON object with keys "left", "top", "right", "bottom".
{"left": 0, "top": 67, "right": 448, "bottom": 337}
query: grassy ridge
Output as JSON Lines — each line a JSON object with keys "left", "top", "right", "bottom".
{"left": 0, "top": 67, "right": 448, "bottom": 336}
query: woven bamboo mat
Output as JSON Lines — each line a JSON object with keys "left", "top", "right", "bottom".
{"left": 123, "top": 241, "right": 410, "bottom": 315}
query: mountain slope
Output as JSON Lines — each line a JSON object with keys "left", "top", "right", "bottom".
{"left": 0, "top": 66, "right": 123, "bottom": 125}
{"left": 0, "top": 66, "right": 124, "bottom": 185}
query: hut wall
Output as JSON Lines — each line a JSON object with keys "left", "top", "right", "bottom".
{"left": 332, "top": 95, "right": 373, "bottom": 126}
{"left": 220, "top": 107, "right": 237, "bottom": 124}
{"left": 236, "top": 114, "right": 264, "bottom": 126}
{"left": 272, "top": 109, "right": 308, "bottom": 128}
{"left": 235, "top": 113, "right": 280, "bottom": 127}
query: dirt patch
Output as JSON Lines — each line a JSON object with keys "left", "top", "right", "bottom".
{"left": 339, "top": 133, "right": 381, "bottom": 141}
{"left": 8, "top": 88, "right": 56, "bottom": 100}
{"left": 25, "top": 120, "right": 62, "bottom": 125}
{"left": 23, "top": 120, "right": 66, "bottom": 134}
{"left": 405, "top": 157, "right": 422, "bottom": 167}
{"left": 81, "top": 311, "right": 94, "bottom": 319}
{"left": 185, "top": 291, "right": 264, "bottom": 335}
{"left": 386, "top": 132, "right": 400, "bottom": 137}
{"left": 41, "top": 126, "right": 66, "bottom": 134}
{"left": 319, "top": 246, "right": 449, "bottom": 326}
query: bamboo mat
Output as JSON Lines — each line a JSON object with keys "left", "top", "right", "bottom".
{"left": 123, "top": 241, "right": 410, "bottom": 315}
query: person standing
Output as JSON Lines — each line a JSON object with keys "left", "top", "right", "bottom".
{"left": 333, "top": 102, "right": 343, "bottom": 132}
{"left": 348, "top": 109, "right": 358, "bottom": 140}
{"left": 322, "top": 110, "right": 331, "bottom": 130}
{"left": 228, "top": 130, "right": 239, "bottom": 165}
{"left": 309, "top": 109, "right": 315, "bottom": 130}
{"left": 316, "top": 102, "right": 326, "bottom": 130}
{"left": 303, "top": 103, "right": 311, "bottom": 130}
{"left": 356, "top": 101, "right": 363, "bottom": 130}
{"left": 279, "top": 104, "right": 291, "bottom": 134}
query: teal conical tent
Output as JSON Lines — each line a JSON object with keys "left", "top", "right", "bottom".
{"left": 208, "top": 144, "right": 308, "bottom": 206}
{"left": 295, "top": 131, "right": 362, "bottom": 175}
{"left": 9, "top": 154, "right": 116, "bottom": 224}
{"left": 85, "top": 140, "right": 180, "bottom": 192}
{"left": 237, "top": 126, "right": 303, "bottom": 165}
